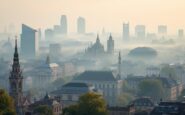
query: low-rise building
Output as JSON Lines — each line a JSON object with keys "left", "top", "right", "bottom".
{"left": 51, "top": 82, "right": 101, "bottom": 107}
{"left": 108, "top": 104, "right": 135, "bottom": 115}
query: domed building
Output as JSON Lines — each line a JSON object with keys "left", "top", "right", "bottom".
{"left": 128, "top": 47, "right": 157, "bottom": 58}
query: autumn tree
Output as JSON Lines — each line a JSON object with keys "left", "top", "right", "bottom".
{"left": 0, "top": 89, "right": 16, "bottom": 115}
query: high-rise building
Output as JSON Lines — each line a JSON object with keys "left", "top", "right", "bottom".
{"left": 178, "top": 29, "right": 184, "bottom": 38}
{"left": 77, "top": 17, "right": 86, "bottom": 34}
{"left": 21, "top": 24, "right": 38, "bottom": 59}
{"left": 45, "top": 29, "right": 54, "bottom": 40}
{"left": 60, "top": 15, "right": 68, "bottom": 34}
{"left": 49, "top": 43, "right": 62, "bottom": 60}
{"left": 107, "top": 34, "right": 114, "bottom": 54}
{"left": 158, "top": 25, "right": 167, "bottom": 35}
{"left": 135, "top": 25, "right": 146, "bottom": 38}
{"left": 123, "top": 23, "right": 130, "bottom": 40}
{"left": 9, "top": 38, "right": 24, "bottom": 115}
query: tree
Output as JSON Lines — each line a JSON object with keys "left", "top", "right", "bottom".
{"left": 33, "top": 105, "right": 52, "bottom": 115}
{"left": 78, "top": 93, "right": 107, "bottom": 115}
{"left": 63, "top": 92, "right": 108, "bottom": 115}
{"left": 160, "top": 65, "right": 177, "bottom": 80}
{"left": 0, "top": 89, "right": 16, "bottom": 115}
{"left": 138, "top": 79, "right": 165, "bottom": 102}
{"left": 62, "top": 105, "right": 78, "bottom": 115}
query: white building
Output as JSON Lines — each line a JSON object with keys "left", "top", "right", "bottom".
{"left": 73, "top": 71, "right": 123, "bottom": 106}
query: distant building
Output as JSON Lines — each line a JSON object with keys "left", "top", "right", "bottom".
{"left": 107, "top": 34, "right": 114, "bottom": 54}
{"left": 45, "top": 29, "right": 54, "bottom": 40}
{"left": 108, "top": 104, "right": 135, "bottom": 115}
{"left": 62, "top": 63, "right": 76, "bottom": 77}
{"left": 21, "top": 24, "right": 39, "bottom": 59}
{"left": 178, "top": 29, "right": 184, "bottom": 38}
{"left": 158, "top": 25, "right": 167, "bottom": 36}
{"left": 131, "top": 97, "right": 155, "bottom": 112}
{"left": 60, "top": 15, "right": 67, "bottom": 34}
{"left": 85, "top": 35, "right": 105, "bottom": 57}
{"left": 126, "top": 75, "right": 183, "bottom": 101}
{"left": 51, "top": 82, "right": 100, "bottom": 107}
{"left": 146, "top": 66, "right": 160, "bottom": 76}
{"left": 49, "top": 43, "right": 61, "bottom": 60}
{"left": 135, "top": 25, "right": 146, "bottom": 38}
{"left": 73, "top": 71, "right": 123, "bottom": 106}
{"left": 77, "top": 17, "right": 86, "bottom": 34}
{"left": 29, "top": 56, "right": 60, "bottom": 88}
{"left": 54, "top": 25, "right": 61, "bottom": 35}
{"left": 28, "top": 93, "right": 62, "bottom": 115}
{"left": 150, "top": 101, "right": 185, "bottom": 115}
{"left": 123, "top": 23, "right": 130, "bottom": 40}
{"left": 38, "top": 28, "right": 42, "bottom": 41}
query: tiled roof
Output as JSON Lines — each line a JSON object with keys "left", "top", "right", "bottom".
{"left": 74, "top": 71, "right": 117, "bottom": 81}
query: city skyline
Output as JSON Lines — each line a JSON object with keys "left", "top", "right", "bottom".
{"left": 0, "top": 0, "right": 185, "bottom": 34}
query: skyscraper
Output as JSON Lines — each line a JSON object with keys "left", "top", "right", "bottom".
{"left": 77, "top": 17, "right": 86, "bottom": 34}
{"left": 135, "top": 25, "right": 146, "bottom": 38}
{"left": 123, "top": 23, "right": 130, "bottom": 40}
{"left": 9, "top": 38, "right": 23, "bottom": 115}
{"left": 60, "top": 15, "right": 68, "bottom": 34}
{"left": 107, "top": 34, "right": 114, "bottom": 54}
{"left": 178, "top": 29, "right": 184, "bottom": 38}
{"left": 158, "top": 25, "right": 167, "bottom": 36}
{"left": 21, "top": 24, "right": 38, "bottom": 59}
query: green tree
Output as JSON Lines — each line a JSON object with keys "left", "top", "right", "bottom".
{"left": 160, "top": 65, "right": 177, "bottom": 80}
{"left": 78, "top": 93, "right": 107, "bottom": 115}
{"left": 63, "top": 92, "right": 108, "bottom": 115}
{"left": 62, "top": 105, "right": 78, "bottom": 115}
{"left": 33, "top": 105, "right": 53, "bottom": 115}
{"left": 138, "top": 79, "right": 165, "bottom": 102}
{"left": 0, "top": 89, "right": 16, "bottom": 115}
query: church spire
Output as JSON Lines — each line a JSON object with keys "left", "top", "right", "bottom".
{"left": 96, "top": 34, "right": 100, "bottom": 43}
{"left": 117, "top": 51, "right": 121, "bottom": 80}
{"left": 9, "top": 36, "right": 23, "bottom": 115}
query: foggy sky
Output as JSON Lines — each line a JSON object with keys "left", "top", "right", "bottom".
{"left": 0, "top": 0, "right": 185, "bottom": 34}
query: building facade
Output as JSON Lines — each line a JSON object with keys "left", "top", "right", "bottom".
{"left": 73, "top": 71, "right": 122, "bottom": 106}
{"left": 77, "top": 17, "right": 86, "bottom": 34}
{"left": 21, "top": 24, "right": 38, "bottom": 59}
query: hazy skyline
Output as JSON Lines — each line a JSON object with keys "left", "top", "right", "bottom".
{"left": 0, "top": 0, "right": 185, "bottom": 34}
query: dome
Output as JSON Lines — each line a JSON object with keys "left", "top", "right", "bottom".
{"left": 128, "top": 47, "right": 157, "bottom": 58}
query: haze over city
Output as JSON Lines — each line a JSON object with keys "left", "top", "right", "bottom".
{"left": 1, "top": 0, "right": 185, "bottom": 115}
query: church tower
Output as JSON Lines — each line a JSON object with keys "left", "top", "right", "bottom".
{"left": 117, "top": 51, "right": 121, "bottom": 80}
{"left": 107, "top": 34, "right": 114, "bottom": 54}
{"left": 9, "top": 37, "right": 23, "bottom": 115}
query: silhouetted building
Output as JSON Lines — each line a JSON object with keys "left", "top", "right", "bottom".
{"left": 77, "top": 17, "right": 86, "bottom": 34}
{"left": 38, "top": 28, "right": 42, "bottom": 41}
{"left": 178, "top": 29, "right": 184, "bottom": 38}
{"left": 135, "top": 25, "right": 146, "bottom": 38}
{"left": 85, "top": 35, "right": 105, "bottom": 57}
{"left": 60, "top": 15, "right": 67, "bottom": 34}
{"left": 123, "top": 23, "right": 130, "bottom": 40}
{"left": 9, "top": 38, "right": 24, "bottom": 115}
{"left": 54, "top": 25, "right": 61, "bottom": 35}
{"left": 107, "top": 34, "right": 114, "bottom": 54}
{"left": 21, "top": 24, "right": 39, "bottom": 59}
{"left": 45, "top": 29, "right": 54, "bottom": 40}
{"left": 158, "top": 25, "right": 167, "bottom": 36}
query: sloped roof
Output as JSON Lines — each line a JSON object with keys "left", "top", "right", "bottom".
{"left": 63, "top": 82, "right": 91, "bottom": 88}
{"left": 74, "top": 71, "right": 117, "bottom": 81}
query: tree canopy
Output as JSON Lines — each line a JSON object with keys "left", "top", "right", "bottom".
{"left": 33, "top": 105, "right": 52, "bottom": 115}
{"left": 0, "top": 89, "right": 16, "bottom": 115}
{"left": 63, "top": 92, "right": 107, "bottom": 115}
{"left": 138, "top": 79, "right": 165, "bottom": 102}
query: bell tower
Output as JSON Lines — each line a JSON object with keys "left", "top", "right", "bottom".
{"left": 9, "top": 37, "right": 23, "bottom": 115}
